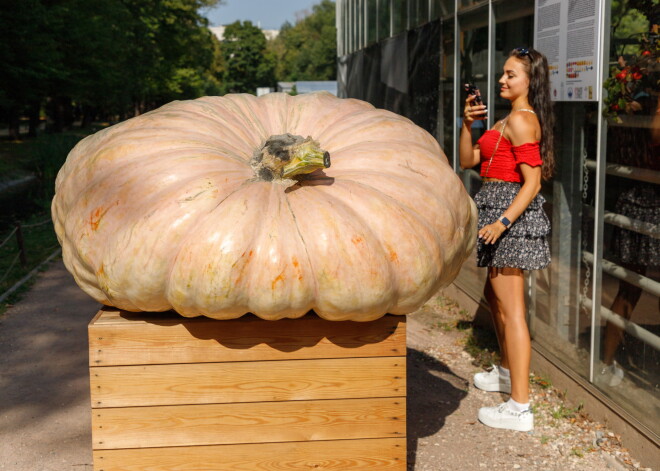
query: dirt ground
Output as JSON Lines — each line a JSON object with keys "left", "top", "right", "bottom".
{"left": 0, "top": 260, "right": 653, "bottom": 471}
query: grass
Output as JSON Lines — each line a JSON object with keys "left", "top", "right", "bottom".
{"left": 550, "top": 402, "right": 584, "bottom": 420}
{"left": 570, "top": 447, "right": 585, "bottom": 458}
{"left": 462, "top": 324, "right": 501, "bottom": 368}
{"left": 0, "top": 211, "right": 61, "bottom": 314}
{"left": 0, "top": 130, "right": 89, "bottom": 200}
{"left": 530, "top": 373, "right": 553, "bottom": 389}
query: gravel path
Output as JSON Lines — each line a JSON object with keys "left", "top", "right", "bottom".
{"left": 407, "top": 296, "right": 652, "bottom": 471}
{"left": 0, "top": 260, "right": 652, "bottom": 470}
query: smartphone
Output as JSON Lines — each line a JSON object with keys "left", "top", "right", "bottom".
{"left": 464, "top": 83, "right": 485, "bottom": 107}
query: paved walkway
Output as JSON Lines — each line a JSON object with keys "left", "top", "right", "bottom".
{"left": 0, "top": 261, "right": 651, "bottom": 470}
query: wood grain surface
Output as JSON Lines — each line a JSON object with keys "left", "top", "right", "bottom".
{"left": 89, "top": 309, "right": 406, "bottom": 366}
{"left": 92, "top": 397, "right": 405, "bottom": 450}
{"left": 90, "top": 356, "right": 405, "bottom": 408}
{"left": 93, "top": 438, "right": 407, "bottom": 470}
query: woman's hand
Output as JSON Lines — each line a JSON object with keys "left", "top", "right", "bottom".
{"left": 478, "top": 221, "right": 507, "bottom": 245}
{"left": 464, "top": 94, "right": 488, "bottom": 126}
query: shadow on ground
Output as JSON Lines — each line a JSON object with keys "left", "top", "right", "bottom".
{"left": 406, "top": 347, "right": 469, "bottom": 470}
{"left": 0, "top": 270, "right": 98, "bottom": 431}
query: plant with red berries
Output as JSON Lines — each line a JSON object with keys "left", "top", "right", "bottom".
{"left": 604, "top": 35, "right": 659, "bottom": 119}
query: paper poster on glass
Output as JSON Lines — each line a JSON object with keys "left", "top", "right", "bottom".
{"left": 534, "top": 0, "right": 603, "bottom": 102}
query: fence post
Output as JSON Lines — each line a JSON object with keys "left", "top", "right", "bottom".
{"left": 15, "top": 222, "right": 27, "bottom": 267}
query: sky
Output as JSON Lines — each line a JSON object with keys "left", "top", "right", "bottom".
{"left": 203, "top": 0, "right": 322, "bottom": 30}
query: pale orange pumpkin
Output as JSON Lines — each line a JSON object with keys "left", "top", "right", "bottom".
{"left": 52, "top": 92, "right": 476, "bottom": 321}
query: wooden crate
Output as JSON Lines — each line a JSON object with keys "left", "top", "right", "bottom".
{"left": 88, "top": 308, "right": 407, "bottom": 470}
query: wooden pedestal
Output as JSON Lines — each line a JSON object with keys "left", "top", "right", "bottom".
{"left": 88, "top": 308, "right": 407, "bottom": 470}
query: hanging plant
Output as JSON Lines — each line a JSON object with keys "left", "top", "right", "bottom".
{"left": 604, "top": 33, "right": 659, "bottom": 120}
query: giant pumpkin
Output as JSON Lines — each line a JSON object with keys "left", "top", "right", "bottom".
{"left": 52, "top": 92, "right": 476, "bottom": 321}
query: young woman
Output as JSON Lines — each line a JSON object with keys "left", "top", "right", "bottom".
{"left": 459, "top": 47, "right": 555, "bottom": 432}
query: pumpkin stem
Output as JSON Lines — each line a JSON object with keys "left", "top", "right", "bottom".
{"left": 252, "top": 133, "right": 330, "bottom": 181}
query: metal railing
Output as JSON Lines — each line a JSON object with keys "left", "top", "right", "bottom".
{"left": 580, "top": 296, "right": 660, "bottom": 352}
{"left": 0, "top": 216, "right": 60, "bottom": 303}
{"left": 583, "top": 251, "right": 660, "bottom": 298}
{"left": 585, "top": 159, "right": 660, "bottom": 185}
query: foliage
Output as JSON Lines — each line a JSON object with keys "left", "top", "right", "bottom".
{"left": 220, "top": 21, "right": 275, "bottom": 93}
{"left": 604, "top": 0, "right": 659, "bottom": 119}
{"left": 0, "top": 0, "right": 224, "bottom": 134}
{"left": 269, "top": 0, "right": 337, "bottom": 82}
{"left": 0, "top": 211, "right": 60, "bottom": 315}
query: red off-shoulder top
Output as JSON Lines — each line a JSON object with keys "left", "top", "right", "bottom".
{"left": 476, "top": 130, "right": 543, "bottom": 182}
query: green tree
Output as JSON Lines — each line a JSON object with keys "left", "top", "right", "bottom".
{"left": 269, "top": 0, "right": 337, "bottom": 82}
{"left": 116, "top": 0, "right": 224, "bottom": 114}
{"left": 0, "top": 0, "right": 225, "bottom": 135}
{"left": 0, "top": 0, "right": 62, "bottom": 138}
{"left": 220, "top": 20, "right": 275, "bottom": 94}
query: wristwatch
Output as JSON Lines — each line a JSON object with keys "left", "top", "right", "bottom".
{"left": 498, "top": 216, "right": 512, "bottom": 229}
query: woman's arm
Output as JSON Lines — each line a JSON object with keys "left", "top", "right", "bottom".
{"left": 478, "top": 165, "right": 542, "bottom": 245}
{"left": 459, "top": 95, "right": 487, "bottom": 169}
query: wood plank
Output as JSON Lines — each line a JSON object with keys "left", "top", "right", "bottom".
{"left": 90, "top": 357, "right": 406, "bottom": 408}
{"left": 93, "top": 438, "right": 406, "bottom": 470}
{"left": 92, "top": 397, "right": 405, "bottom": 450}
{"left": 89, "top": 309, "right": 406, "bottom": 366}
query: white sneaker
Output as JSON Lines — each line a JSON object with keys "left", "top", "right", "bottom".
{"left": 599, "top": 362, "right": 624, "bottom": 387}
{"left": 473, "top": 365, "right": 512, "bottom": 393}
{"left": 478, "top": 402, "right": 534, "bottom": 432}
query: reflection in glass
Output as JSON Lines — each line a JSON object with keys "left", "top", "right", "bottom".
{"left": 409, "top": 0, "right": 429, "bottom": 27}
{"left": 392, "top": 0, "right": 408, "bottom": 35}
{"left": 378, "top": 0, "right": 391, "bottom": 40}
{"left": 432, "top": 0, "right": 454, "bottom": 20}
{"left": 459, "top": 8, "right": 489, "bottom": 156}
{"left": 454, "top": 6, "right": 490, "bottom": 301}
{"left": 438, "top": 17, "right": 455, "bottom": 157}
{"left": 596, "top": 1, "right": 659, "bottom": 433}
{"left": 493, "top": 2, "right": 534, "bottom": 122}
{"left": 458, "top": 0, "right": 488, "bottom": 12}
{"left": 367, "top": 0, "right": 378, "bottom": 44}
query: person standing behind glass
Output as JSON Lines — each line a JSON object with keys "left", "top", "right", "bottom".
{"left": 459, "top": 47, "right": 555, "bottom": 432}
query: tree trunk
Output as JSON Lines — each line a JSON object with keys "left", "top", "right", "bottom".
{"left": 28, "top": 101, "right": 41, "bottom": 137}
{"left": 7, "top": 105, "right": 20, "bottom": 140}
{"left": 81, "top": 105, "right": 96, "bottom": 128}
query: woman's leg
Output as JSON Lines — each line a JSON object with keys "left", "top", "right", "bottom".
{"left": 603, "top": 266, "right": 644, "bottom": 365}
{"left": 484, "top": 276, "right": 509, "bottom": 369}
{"left": 487, "top": 267, "right": 530, "bottom": 404}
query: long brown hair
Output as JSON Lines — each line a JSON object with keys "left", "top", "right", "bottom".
{"left": 510, "top": 48, "right": 555, "bottom": 180}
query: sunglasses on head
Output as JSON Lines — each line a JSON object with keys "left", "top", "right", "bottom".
{"left": 515, "top": 47, "right": 530, "bottom": 56}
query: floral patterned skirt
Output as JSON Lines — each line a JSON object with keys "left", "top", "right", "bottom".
{"left": 475, "top": 181, "right": 551, "bottom": 270}
{"left": 611, "top": 184, "right": 659, "bottom": 267}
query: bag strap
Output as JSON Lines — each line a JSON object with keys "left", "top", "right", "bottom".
{"left": 484, "top": 116, "right": 509, "bottom": 177}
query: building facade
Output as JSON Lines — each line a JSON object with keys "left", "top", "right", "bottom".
{"left": 336, "top": 0, "right": 658, "bottom": 454}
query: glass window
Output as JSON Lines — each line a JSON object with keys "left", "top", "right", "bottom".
{"left": 392, "top": 0, "right": 408, "bottom": 35}
{"left": 492, "top": 1, "right": 534, "bottom": 122}
{"left": 453, "top": 5, "right": 490, "bottom": 301}
{"left": 530, "top": 100, "right": 599, "bottom": 383}
{"left": 595, "top": 0, "right": 659, "bottom": 433}
{"left": 437, "top": 16, "right": 455, "bottom": 161}
{"left": 453, "top": 1, "right": 536, "bottom": 308}
{"left": 458, "top": 7, "right": 489, "bottom": 145}
{"left": 378, "top": 0, "right": 391, "bottom": 40}
{"left": 367, "top": 0, "right": 378, "bottom": 44}
{"left": 458, "top": 0, "right": 488, "bottom": 13}
{"left": 409, "top": 0, "right": 429, "bottom": 26}
{"left": 432, "top": 0, "right": 454, "bottom": 20}
{"left": 356, "top": 0, "right": 361, "bottom": 51}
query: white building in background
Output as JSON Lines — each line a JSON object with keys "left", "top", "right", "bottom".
{"left": 277, "top": 81, "right": 337, "bottom": 96}
{"left": 209, "top": 26, "right": 279, "bottom": 42}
